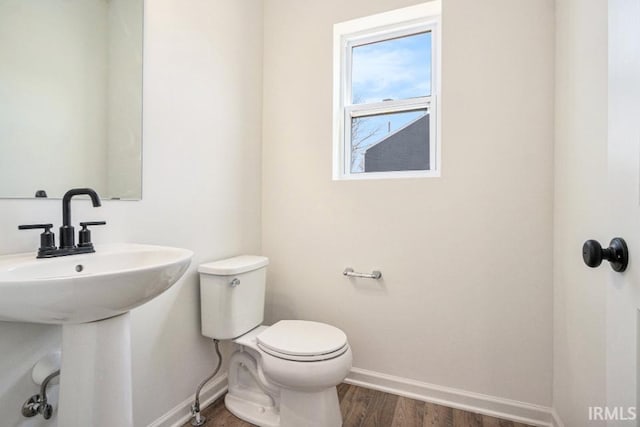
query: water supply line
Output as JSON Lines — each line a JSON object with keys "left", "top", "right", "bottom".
{"left": 190, "top": 339, "right": 222, "bottom": 426}
{"left": 21, "top": 369, "right": 60, "bottom": 420}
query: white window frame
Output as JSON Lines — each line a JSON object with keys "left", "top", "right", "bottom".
{"left": 332, "top": 2, "right": 442, "bottom": 180}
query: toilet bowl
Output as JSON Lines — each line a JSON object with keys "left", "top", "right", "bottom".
{"left": 198, "top": 256, "right": 352, "bottom": 427}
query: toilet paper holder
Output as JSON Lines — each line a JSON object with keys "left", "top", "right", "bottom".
{"left": 343, "top": 268, "right": 382, "bottom": 280}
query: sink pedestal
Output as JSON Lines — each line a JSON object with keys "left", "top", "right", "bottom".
{"left": 59, "top": 313, "right": 133, "bottom": 427}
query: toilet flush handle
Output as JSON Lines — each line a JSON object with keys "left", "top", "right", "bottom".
{"left": 229, "top": 278, "right": 240, "bottom": 287}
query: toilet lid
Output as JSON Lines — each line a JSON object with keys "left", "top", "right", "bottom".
{"left": 257, "top": 320, "right": 347, "bottom": 358}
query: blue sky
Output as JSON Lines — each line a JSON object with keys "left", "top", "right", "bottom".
{"left": 352, "top": 31, "right": 431, "bottom": 104}
{"left": 350, "top": 31, "right": 431, "bottom": 173}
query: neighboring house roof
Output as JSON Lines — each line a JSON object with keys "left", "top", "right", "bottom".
{"left": 364, "top": 114, "right": 429, "bottom": 172}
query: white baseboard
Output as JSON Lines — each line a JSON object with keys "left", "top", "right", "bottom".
{"left": 147, "top": 374, "right": 228, "bottom": 427}
{"left": 345, "top": 367, "right": 555, "bottom": 427}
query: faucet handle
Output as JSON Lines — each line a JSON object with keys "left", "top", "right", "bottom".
{"left": 18, "top": 224, "right": 56, "bottom": 254}
{"left": 18, "top": 223, "right": 53, "bottom": 231}
{"left": 78, "top": 221, "right": 106, "bottom": 249}
{"left": 79, "top": 221, "right": 106, "bottom": 227}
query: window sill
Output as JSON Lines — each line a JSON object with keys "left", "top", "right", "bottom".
{"left": 333, "top": 170, "right": 441, "bottom": 181}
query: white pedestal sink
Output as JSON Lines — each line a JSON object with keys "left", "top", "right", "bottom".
{"left": 0, "top": 243, "right": 193, "bottom": 427}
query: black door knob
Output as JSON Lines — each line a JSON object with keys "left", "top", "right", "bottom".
{"left": 582, "top": 238, "right": 628, "bottom": 272}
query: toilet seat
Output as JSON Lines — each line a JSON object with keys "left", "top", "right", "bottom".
{"left": 256, "top": 320, "right": 348, "bottom": 362}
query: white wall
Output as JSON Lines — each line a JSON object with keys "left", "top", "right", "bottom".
{"left": 262, "top": 0, "right": 554, "bottom": 406}
{"left": 553, "top": 0, "right": 608, "bottom": 425}
{"left": 0, "top": 0, "right": 263, "bottom": 425}
{"left": 0, "top": 0, "right": 108, "bottom": 198}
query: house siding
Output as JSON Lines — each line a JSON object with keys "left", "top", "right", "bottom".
{"left": 364, "top": 114, "right": 430, "bottom": 172}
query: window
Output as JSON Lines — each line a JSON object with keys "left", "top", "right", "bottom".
{"left": 333, "top": 2, "right": 441, "bottom": 180}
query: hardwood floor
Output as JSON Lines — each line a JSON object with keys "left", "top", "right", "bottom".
{"left": 183, "top": 384, "right": 534, "bottom": 427}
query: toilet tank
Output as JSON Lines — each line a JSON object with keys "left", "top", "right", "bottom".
{"left": 198, "top": 255, "right": 269, "bottom": 340}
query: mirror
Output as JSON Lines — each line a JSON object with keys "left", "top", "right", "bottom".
{"left": 0, "top": 0, "right": 143, "bottom": 200}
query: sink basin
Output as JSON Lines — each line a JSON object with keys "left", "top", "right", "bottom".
{"left": 0, "top": 243, "right": 192, "bottom": 324}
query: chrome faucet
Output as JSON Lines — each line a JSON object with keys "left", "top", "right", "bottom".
{"left": 18, "top": 188, "right": 106, "bottom": 258}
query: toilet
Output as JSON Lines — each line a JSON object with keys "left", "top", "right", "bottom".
{"left": 198, "top": 255, "right": 352, "bottom": 427}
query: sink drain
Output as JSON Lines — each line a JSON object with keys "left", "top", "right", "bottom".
{"left": 75, "top": 265, "right": 83, "bottom": 273}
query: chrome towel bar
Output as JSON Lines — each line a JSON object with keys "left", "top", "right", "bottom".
{"left": 343, "top": 267, "right": 382, "bottom": 280}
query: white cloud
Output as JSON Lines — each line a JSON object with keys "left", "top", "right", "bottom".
{"left": 352, "top": 45, "right": 430, "bottom": 102}
{"left": 352, "top": 34, "right": 431, "bottom": 102}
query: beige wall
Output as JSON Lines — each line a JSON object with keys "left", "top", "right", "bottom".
{"left": 553, "top": 0, "right": 608, "bottom": 424}
{"left": 262, "top": 0, "right": 554, "bottom": 405}
{"left": 0, "top": 1, "right": 263, "bottom": 425}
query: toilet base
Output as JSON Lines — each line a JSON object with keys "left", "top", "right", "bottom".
{"left": 225, "top": 393, "right": 280, "bottom": 427}
{"left": 226, "top": 387, "right": 341, "bottom": 427}
{"left": 279, "top": 388, "right": 342, "bottom": 427}
{"left": 225, "top": 347, "right": 344, "bottom": 427}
